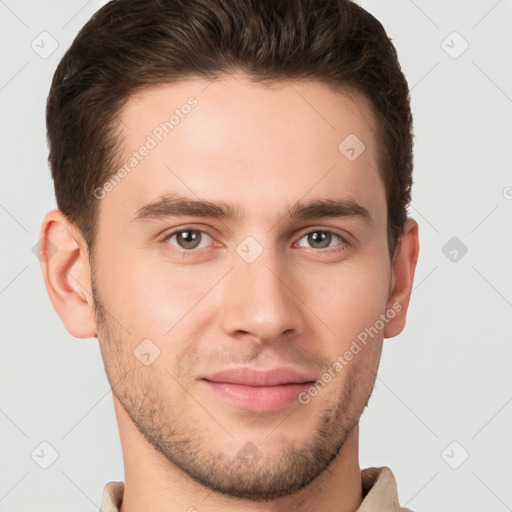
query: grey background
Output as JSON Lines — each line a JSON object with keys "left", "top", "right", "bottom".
{"left": 1, "top": 0, "right": 511, "bottom": 510}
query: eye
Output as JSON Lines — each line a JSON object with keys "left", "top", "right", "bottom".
{"left": 295, "top": 229, "right": 347, "bottom": 251}
{"left": 164, "top": 229, "right": 213, "bottom": 251}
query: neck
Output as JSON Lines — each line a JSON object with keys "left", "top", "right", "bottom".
{"left": 115, "top": 397, "right": 363, "bottom": 512}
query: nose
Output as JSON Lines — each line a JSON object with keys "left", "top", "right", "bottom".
{"left": 219, "top": 242, "right": 305, "bottom": 343}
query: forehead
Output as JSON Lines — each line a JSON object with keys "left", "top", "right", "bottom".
{"left": 101, "top": 73, "right": 385, "bottom": 228}
{"left": 119, "top": 74, "right": 378, "bottom": 155}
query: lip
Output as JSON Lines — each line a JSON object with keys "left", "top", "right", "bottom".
{"left": 203, "top": 367, "right": 316, "bottom": 386}
{"left": 200, "top": 367, "right": 316, "bottom": 413}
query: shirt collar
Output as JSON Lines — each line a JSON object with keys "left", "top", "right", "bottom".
{"left": 359, "top": 466, "right": 407, "bottom": 511}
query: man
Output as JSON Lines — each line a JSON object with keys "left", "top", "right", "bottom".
{"left": 38, "top": 0, "right": 419, "bottom": 510}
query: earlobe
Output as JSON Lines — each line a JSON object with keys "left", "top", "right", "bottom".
{"left": 384, "top": 217, "right": 420, "bottom": 339}
{"left": 37, "top": 210, "right": 97, "bottom": 339}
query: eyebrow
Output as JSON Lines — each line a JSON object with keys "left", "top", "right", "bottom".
{"left": 132, "top": 193, "right": 372, "bottom": 225}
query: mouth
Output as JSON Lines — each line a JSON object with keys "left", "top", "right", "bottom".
{"left": 200, "top": 367, "right": 316, "bottom": 413}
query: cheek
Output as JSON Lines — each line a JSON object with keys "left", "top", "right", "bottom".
{"left": 97, "top": 245, "right": 222, "bottom": 349}
{"left": 94, "top": 242, "right": 170, "bottom": 340}
{"left": 305, "top": 253, "right": 391, "bottom": 349}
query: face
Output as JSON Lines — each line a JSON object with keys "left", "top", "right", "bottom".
{"left": 91, "top": 74, "right": 394, "bottom": 499}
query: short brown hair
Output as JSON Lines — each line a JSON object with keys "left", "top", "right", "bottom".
{"left": 46, "top": 0, "right": 413, "bottom": 260}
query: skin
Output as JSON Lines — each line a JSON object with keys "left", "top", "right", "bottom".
{"left": 39, "top": 73, "right": 419, "bottom": 512}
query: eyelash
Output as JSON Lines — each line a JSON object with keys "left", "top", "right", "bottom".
{"left": 160, "top": 227, "right": 349, "bottom": 257}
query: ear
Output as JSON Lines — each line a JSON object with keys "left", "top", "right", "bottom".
{"left": 37, "top": 209, "right": 97, "bottom": 339}
{"left": 384, "top": 217, "right": 419, "bottom": 339}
